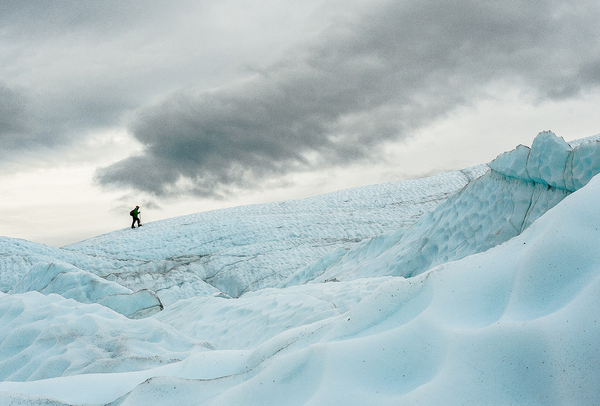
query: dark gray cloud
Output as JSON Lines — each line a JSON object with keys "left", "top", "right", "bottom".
{"left": 0, "top": 86, "right": 33, "bottom": 147}
{"left": 2, "top": 0, "right": 314, "bottom": 168}
{"left": 0, "top": 0, "right": 214, "bottom": 161}
{"left": 0, "top": 81, "right": 134, "bottom": 158}
{"left": 0, "top": 85, "right": 57, "bottom": 152}
{"left": 0, "top": 1, "right": 171, "bottom": 38}
{"left": 96, "top": 0, "right": 600, "bottom": 197}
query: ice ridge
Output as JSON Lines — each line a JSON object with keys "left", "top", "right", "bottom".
{"left": 285, "top": 131, "right": 600, "bottom": 283}
{"left": 59, "top": 170, "right": 479, "bottom": 300}
{"left": 490, "top": 130, "right": 600, "bottom": 191}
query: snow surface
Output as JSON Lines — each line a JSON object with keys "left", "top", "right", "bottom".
{"left": 1, "top": 131, "right": 600, "bottom": 405}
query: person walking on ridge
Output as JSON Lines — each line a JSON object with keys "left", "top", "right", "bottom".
{"left": 130, "top": 205, "right": 142, "bottom": 228}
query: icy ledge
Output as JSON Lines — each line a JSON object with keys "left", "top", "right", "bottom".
{"left": 490, "top": 130, "right": 600, "bottom": 191}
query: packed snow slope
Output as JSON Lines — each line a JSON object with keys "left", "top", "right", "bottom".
{"left": 1, "top": 131, "right": 600, "bottom": 405}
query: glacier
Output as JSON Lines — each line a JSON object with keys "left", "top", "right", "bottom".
{"left": 1, "top": 131, "right": 600, "bottom": 405}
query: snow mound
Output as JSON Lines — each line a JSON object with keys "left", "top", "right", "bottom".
{"left": 155, "top": 277, "right": 392, "bottom": 350}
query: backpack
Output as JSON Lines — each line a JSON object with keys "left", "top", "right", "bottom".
{"left": 130, "top": 210, "right": 135, "bottom": 216}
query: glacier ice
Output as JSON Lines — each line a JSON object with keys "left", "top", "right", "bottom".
{"left": 284, "top": 131, "right": 600, "bottom": 283}
{"left": 97, "top": 289, "right": 163, "bottom": 319}
{"left": 107, "top": 170, "right": 600, "bottom": 406}
{"left": 526, "top": 130, "right": 572, "bottom": 188}
{"left": 491, "top": 130, "right": 600, "bottom": 191}
{"left": 60, "top": 168, "right": 483, "bottom": 300}
{"left": 566, "top": 139, "right": 600, "bottom": 190}
{"left": 0, "top": 291, "right": 211, "bottom": 382}
{"left": 11, "top": 262, "right": 131, "bottom": 302}
{"left": 1, "top": 132, "right": 600, "bottom": 405}
{"left": 9, "top": 261, "right": 163, "bottom": 320}
{"left": 488, "top": 143, "right": 531, "bottom": 180}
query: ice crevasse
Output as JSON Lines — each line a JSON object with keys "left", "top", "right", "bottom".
{"left": 285, "top": 131, "right": 600, "bottom": 284}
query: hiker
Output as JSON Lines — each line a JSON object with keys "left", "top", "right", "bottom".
{"left": 130, "top": 206, "right": 142, "bottom": 228}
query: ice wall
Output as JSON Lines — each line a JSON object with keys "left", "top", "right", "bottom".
{"left": 286, "top": 131, "right": 600, "bottom": 283}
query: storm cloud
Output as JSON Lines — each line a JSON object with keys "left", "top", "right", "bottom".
{"left": 0, "top": 85, "right": 36, "bottom": 149}
{"left": 0, "top": 0, "right": 221, "bottom": 159}
{"left": 94, "top": 0, "right": 600, "bottom": 197}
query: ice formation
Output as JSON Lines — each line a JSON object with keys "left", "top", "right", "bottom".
{"left": 284, "top": 131, "right": 600, "bottom": 283}
{"left": 491, "top": 130, "right": 600, "bottom": 190}
{"left": 1, "top": 131, "right": 600, "bottom": 405}
{"left": 61, "top": 168, "right": 483, "bottom": 301}
{"left": 0, "top": 291, "right": 211, "bottom": 382}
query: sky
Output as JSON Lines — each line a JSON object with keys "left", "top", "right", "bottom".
{"left": 1, "top": 0, "right": 600, "bottom": 247}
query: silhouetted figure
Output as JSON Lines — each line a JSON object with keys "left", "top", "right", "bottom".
{"left": 130, "top": 206, "right": 142, "bottom": 228}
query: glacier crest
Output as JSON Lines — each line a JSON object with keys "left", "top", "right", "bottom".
{"left": 287, "top": 131, "right": 599, "bottom": 284}
{"left": 490, "top": 130, "right": 600, "bottom": 191}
